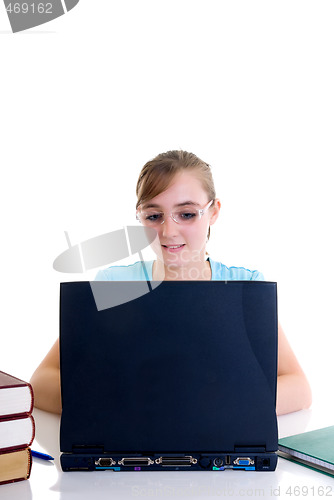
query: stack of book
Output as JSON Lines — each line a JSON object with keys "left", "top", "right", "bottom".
{"left": 0, "top": 371, "right": 35, "bottom": 485}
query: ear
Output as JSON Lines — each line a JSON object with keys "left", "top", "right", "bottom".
{"left": 209, "top": 199, "right": 221, "bottom": 226}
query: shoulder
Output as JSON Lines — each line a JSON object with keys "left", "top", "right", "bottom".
{"left": 209, "top": 258, "right": 264, "bottom": 281}
{"left": 94, "top": 261, "right": 153, "bottom": 281}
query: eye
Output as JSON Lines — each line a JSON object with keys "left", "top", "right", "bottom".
{"left": 180, "top": 211, "right": 197, "bottom": 220}
{"left": 145, "top": 213, "right": 163, "bottom": 222}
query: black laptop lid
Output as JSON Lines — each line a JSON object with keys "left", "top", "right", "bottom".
{"left": 60, "top": 281, "right": 278, "bottom": 454}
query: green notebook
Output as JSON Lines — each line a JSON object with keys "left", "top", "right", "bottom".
{"left": 278, "top": 426, "right": 334, "bottom": 476}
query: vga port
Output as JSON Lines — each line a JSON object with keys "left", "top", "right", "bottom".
{"left": 233, "top": 457, "right": 254, "bottom": 466}
{"left": 95, "top": 458, "right": 116, "bottom": 467}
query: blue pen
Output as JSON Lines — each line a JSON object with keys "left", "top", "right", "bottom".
{"left": 31, "top": 450, "right": 54, "bottom": 461}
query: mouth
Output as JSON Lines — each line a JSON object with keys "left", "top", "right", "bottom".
{"left": 162, "top": 244, "right": 185, "bottom": 248}
{"left": 162, "top": 244, "right": 186, "bottom": 252}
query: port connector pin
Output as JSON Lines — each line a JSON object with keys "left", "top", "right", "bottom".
{"left": 118, "top": 457, "right": 154, "bottom": 466}
{"left": 95, "top": 458, "right": 116, "bottom": 467}
{"left": 233, "top": 457, "right": 255, "bottom": 466}
{"left": 155, "top": 456, "right": 197, "bottom": 466}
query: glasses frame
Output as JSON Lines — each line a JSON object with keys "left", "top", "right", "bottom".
{"left": 136, "top": 199, "right": 214, "bottom": 225}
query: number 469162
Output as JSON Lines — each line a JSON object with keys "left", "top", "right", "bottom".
{"left": 286, "top": 485, "right": 333, "bottom": 496}
{"left": 6, "top": 3, "right": 53, "bottom": 14}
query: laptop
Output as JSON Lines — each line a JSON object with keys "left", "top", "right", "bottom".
{"left": 59, "top": 280, "right": 278, "bottom": 472}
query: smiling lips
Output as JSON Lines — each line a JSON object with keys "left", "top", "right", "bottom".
{"left": 162, "top": 244, "right": 185, "bottom": 252}
{"left": 163, "top": 244, "right": 185, "bottom": 248}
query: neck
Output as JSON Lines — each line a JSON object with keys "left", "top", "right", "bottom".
{"left": 153, "top": 258, "right": 211, "bottom": 281}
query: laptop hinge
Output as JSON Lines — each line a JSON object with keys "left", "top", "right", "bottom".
{"left": 72, "top": 444, "right": 105, "bottom": 454}
{"left": 234, "top": 445, "right": 266, "bottom": 453}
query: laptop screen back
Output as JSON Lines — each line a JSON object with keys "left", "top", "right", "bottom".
{"left": 60, "top": 280, "right": 278, "bottom": 454}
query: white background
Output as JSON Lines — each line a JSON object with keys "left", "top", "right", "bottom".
{"left": 0, "top": 1, "right": 333, "bottom": 411}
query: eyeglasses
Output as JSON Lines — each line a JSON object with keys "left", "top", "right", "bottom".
{"left": 136, "top": 200, "right": 213, "bottom": 226}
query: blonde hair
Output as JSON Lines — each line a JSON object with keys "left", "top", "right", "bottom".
{"left": 136, "top": 150, "right": 216, "bottom": 243}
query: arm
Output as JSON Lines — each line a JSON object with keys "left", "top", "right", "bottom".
{"left": 29, "top": 323, "right": 310, "bottom": 415}
{"left": 276, "top": 321, "right": 312, "bottom": 415}
{"left": 30, "top": 339, "right": 62, "bottom": 414}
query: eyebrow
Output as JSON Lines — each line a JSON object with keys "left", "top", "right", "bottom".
{"left": 142, "top": 201, "right": 201, "bottom": 209}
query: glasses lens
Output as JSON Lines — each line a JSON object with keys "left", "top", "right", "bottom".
{"left": 140, "top": 211, "right": 164, "bottom": 225}
{"left": 138, "top": 208, "right": 201, "bottom": 225}
{"left": 173, "top": 210, "right": 199, "bottom": 224}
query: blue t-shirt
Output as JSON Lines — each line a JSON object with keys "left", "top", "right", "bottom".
{"left": 95, "top": 257, "right": 264, "bottom": 281}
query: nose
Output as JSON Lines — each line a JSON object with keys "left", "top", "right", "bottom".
{"left": 161, "top": 214, "right": 179, "bottom": 238}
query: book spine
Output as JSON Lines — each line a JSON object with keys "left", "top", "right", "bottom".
{"left": 27, "top": 447, "right": 32, "bottom": 480}
{"left": 29, "top": 414, "right": 35, "bottom": 447}
{"left": 28, "top": 382, "right": 34, "bottom": 414}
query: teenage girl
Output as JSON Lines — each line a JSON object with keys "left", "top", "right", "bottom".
{"left": 30, "top": 150, "right": 312, "bottom": 415}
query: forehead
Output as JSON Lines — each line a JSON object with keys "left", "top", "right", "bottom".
{"left": 142, "top": 171, "right": 207, "bottom": 209}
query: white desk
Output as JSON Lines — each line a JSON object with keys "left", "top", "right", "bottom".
{"left": 1, "top": 406, "right": 334, "bottom": 500}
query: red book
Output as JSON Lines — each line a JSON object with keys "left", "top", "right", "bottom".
{"left": 0, "top": 414, "right": 35, "bottom": 452}
{"left": 0, "top": 371, "right": 34, "bottom": 418}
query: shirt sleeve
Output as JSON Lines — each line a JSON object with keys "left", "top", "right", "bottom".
{"left": 94, "top": 269, "right": 111, "bottom": 281}
{"left": 251, "top": 270, "right": 265, "bottom": 280}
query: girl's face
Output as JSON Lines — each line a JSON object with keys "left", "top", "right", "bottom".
{"left": 139, "top": 171, "right": 220, "bottom": 270}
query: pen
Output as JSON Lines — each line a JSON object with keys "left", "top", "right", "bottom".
{"left": 31, "top": 449, "right": 54, "bottom": 461}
